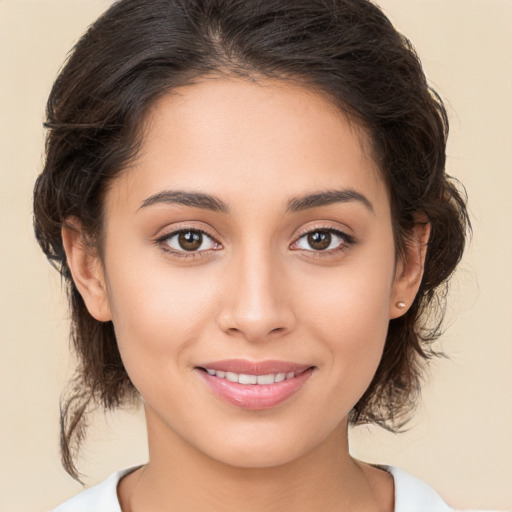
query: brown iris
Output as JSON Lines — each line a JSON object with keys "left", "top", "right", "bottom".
{"left": 307, "top": 231, "right": 332, "bottom": 250}
{"left": 178, "top": 231, "right": 203, "bottom": 251}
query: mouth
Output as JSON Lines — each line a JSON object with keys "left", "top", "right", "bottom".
{"left": 195, "top": 360, "right": 315, "bottom": 410}
{"left": 202, "top": 368, "right": 298, "bottom": 385}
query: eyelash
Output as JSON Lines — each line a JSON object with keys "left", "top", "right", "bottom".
{"left": 155, "top": 227, "right": 221, "bottom": 260}
{"left": 291, "top": 225, "right": 356, "bottom": 257}
{"left": 155, "top": 225, "right": 355, "bottom": 260}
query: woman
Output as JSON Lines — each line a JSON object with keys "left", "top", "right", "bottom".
{"left": 33, "top": 0, "right": 469, "bottom": 510}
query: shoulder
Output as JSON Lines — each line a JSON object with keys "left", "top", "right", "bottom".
{"left": 52, "top": 467, "right": 137, "bottom": 512}
{"left": 385, "top": 465, "right": 453, "bottom": 512}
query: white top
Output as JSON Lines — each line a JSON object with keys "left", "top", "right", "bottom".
{"left": 53, "top": 465, "right": 453, "bottom": 512}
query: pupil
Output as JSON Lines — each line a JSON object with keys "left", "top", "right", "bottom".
{"left": 178, "top": 231, "right": 202, "bottom": 251}
{"left": 308, "top": 231, "right": 331, "bottom": 250}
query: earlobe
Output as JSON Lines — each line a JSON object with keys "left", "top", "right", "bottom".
{"left": 389, "top": 221, "right": 431, "bottom": 319}
{"left": 61, "top": 218, "right": 112, "bottom": 322}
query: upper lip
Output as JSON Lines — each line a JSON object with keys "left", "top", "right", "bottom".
{"left": 196, "top": 359, "right": 313, "bottom": 375}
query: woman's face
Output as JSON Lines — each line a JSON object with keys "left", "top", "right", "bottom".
{"left": 89, "top": 78, "right": 408, "bottom": 467}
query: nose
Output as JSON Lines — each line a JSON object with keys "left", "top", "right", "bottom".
{"left": 216, "top": 247, "right": 297, "bottom": 343}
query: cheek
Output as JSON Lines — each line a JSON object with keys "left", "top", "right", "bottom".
{"left": 297, "top": 247, "right": 395, "bottom": 333}
{"left": 314, "top": 287, "right": 389, "bottom": 386}
{"left": 295, "top": 246, "right": 395, "bottom": 387}
{"left": 103, "top": 256, "right": 220, "bottom": 382}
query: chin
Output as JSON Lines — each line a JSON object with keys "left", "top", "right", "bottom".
{"left": 196, "top": 419, "right": 341, "bottom": 471}
{"left": 207, "top": 441, "right": 308, "bottom": 470}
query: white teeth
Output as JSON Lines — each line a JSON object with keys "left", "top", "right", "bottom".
{"left": 239, "top": 374, "right": 258, "bottom": 384}
{"left": 204, "top": 369, "right": 297, "bottom": 384}
{"left": 256, "top": 374, "right": 274, "bottom": 385}
{"left": 225, "top": 372, "right": 238, "bottom": 382}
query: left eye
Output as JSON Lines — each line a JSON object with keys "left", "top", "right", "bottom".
{"left": 293, "top": 229, "right": 347, "bottom": 251}
{"left": 164, "top": 230, "right": 218, "bottom": 252}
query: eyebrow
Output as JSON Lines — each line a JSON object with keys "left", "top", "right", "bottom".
{"left": 286, "top": 189, "right": 374, "bottom": 214}
{"left": 138, "top": 187, "right": 374, "bottom": 214}
{"left": 138, "top": 190, "right": 228, "bottom": 213}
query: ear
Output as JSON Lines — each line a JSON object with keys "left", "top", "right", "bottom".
{"left": 61, "top": 217, "right": 112, "bottom": 322}
{"left": 389, "top": 220, "right": 431, "bottom": 319}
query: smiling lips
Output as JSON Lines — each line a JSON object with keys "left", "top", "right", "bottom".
{"left": 196, "top": 359, "right": 314, "bottom": 410}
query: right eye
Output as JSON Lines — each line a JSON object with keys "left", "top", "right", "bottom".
{"left": 159, "top": 228, "right": 221, "bottom": 255}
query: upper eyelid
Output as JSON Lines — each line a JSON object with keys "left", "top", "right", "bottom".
{"left": 155, "top": 224, "right": 221, "bottom": 243}
{"left": 293, "top": 224, "right": 353, "bottom": 241}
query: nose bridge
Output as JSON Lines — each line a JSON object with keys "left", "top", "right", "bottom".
{"left": 218, "top": 241, "right": 295, "bottom": 341}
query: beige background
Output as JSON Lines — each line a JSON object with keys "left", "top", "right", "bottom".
{"left": 1, "top": 0, "right": 511, "bottom": 510}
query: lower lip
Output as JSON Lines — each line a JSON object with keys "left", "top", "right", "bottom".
{"left": 197, "top": 368, "right": 314, "bottom": 410}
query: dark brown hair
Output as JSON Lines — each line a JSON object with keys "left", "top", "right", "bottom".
{"left": 33, "top": 0, "right": 469, "bottom": 480}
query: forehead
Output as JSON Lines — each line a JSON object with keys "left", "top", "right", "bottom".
{"left": 107, "top": 77, "right": 388, "bottom": 216}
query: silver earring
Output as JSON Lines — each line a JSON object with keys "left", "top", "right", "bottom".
{"left": 396, "top": 301, "right": 406, "bottom": 309}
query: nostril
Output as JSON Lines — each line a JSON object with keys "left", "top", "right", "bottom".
{"left": 269, "top": 327, "right": 286, "bottom": 335}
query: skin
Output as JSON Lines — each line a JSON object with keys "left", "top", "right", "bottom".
{"left": 63, "top": 77, "right": 429, "bottom": 512}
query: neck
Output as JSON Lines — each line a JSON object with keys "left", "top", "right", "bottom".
{"left": 119, "top": 411, "right": 392, "bottom": 512}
